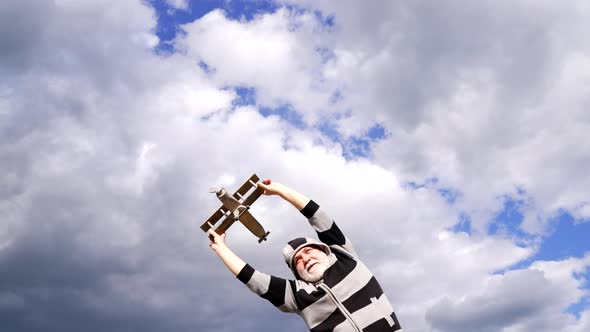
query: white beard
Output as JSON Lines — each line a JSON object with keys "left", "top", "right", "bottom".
{"left": 299, "top": 257, "right": 329, "bottom": 282}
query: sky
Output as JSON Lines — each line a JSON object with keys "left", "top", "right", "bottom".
{"left": 1, "top": 0, "right": 590, "bottom": 331}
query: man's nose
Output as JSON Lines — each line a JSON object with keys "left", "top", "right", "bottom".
{"left": 303, "top": 254, "right": 311, "bottom": 263}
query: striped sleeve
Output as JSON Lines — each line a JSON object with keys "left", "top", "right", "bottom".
{"left": 300, "top": 200, "right": 358, "bottom": 259}
{"left": 236, "top": 264, "right": 299, "bottom": 313}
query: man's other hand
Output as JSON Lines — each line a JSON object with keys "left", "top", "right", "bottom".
{"left": 208, "top": 229, "right": 227, "bottom": 252}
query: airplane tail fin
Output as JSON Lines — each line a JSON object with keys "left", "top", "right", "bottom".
{"left": 258, "top": 231, "right": 270, "bottom": 244}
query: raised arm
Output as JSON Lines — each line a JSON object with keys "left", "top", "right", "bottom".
{"left": 207, "top": 229, "right": 298, "bottom": 313}
{"left": 257, "top": 180, "right": 358, "bottom": 258}
{"left": 257, "top": 180, "right": 310, "bottom": 210}
{"left": 208, "top": 230, "right": 246, "bottom": 275}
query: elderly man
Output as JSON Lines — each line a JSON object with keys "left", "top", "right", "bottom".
{"left": 207, "top": 180, "right": 403, "bottom": 332}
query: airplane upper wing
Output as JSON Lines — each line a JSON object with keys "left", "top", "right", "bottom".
{"left": 232, "top": 174, "right": 260, "bottom": 201}
{"left": 241, "top": 186, "right": 264, "bottom": 207}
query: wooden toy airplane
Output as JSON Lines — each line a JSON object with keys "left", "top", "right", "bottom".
{"left": 201, "top": 174, "right": 270, "bottom": 243}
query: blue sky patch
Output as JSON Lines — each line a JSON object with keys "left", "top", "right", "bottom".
{"left": 567, "top": 297, "right": 589, "bottom": 319}
{"left": 566, "top": 266, "right": 590, "bottom": 318}
{"left": 488, "top": 196, "right": 524, "bottom": 235}
{"left": 313, "top": 10, "right": 335, "bottom": 28}
{"left": 494, "top": 208, "right": 590, "bottom": 284}
{"left": 404, "top": 177, "right": 437, "bottom": 190}
{"left": 198, "top": 60, "right": 215, "bottom": 75}
{"left": 437, "top": 187, "right": 461, "bottom": 204}
{"left": 317, "top": 118, "right": 341, "bottom": 141}
{"left": 487, "top": 196, "right": 539, "bottom": 257}
{"left": 343, "top": 124, "right": 389, "bottom": 159}
{"left": 451, "top": 212, "right": 472, "bottom": 235}
{"left": 317, "top": 120, "right": 389, "bottom": 160}
{"left": 532, "top": 211, "right": 590, "bottom": 261}
{"left": 259, "top": 104, "right": 306, "bottom": 129}
{"left": 344, "top": 136, "right": 372, "bottom": 159}
{"left": 404, "top": 177, "right": 462, "bottom": 205}
{"left": 222, "top": 0, "right": 280, "bottom": 21}
{"left": 367, "top": 123, "right": 386, "bottom": 140}
{"left": 233, "top": 86, "right": 257, "bottom": 107}
{"left": 316, "top": 47, "right": 336, "bottom": 64}
{"left": 330, "top": 90, "right": 343, "bottom": 104}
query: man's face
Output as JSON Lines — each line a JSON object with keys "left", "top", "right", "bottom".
{"left": 293, "top": 245, "right": 329, "bottom": 282}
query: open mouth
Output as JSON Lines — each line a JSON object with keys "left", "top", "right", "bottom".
{"left": 306, "top": 262, "right": 317, "bottom": 272}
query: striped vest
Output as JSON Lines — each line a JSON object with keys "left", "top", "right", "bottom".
{"left": 236, "top": 200, "right": 403, "bottom": 331}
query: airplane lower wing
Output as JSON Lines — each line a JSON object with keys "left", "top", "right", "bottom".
{"left": 214, "top": 213, "right": 237, "bottom": 235}
{"left": 238, "top": 210, "right": 270, "bottom": 243}
{"left": 201, "top": 210, "right": 236, "bottom": 242}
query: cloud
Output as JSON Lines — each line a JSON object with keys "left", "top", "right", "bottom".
{"left": 426, "top": 257, "right": 589, "bottom": 332}
{"left": 272, "top": 0, "right": 590, "bottom": 242}
{"left": 176, "top": 8, "right": 338, "bottom": 119}
{"left": 166, "top": 0, "right": 189, "bottom": 11}
{"left": 0, "top": 0, "right": 55, "bottom": 76}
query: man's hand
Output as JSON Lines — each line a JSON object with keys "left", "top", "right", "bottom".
{"left": 257, "top": 179, "right": 310, "bottom": 211}
{"left": 257, "top": 179, "right": 287, "bottom": 196}
{"left": 208, "top": 229, "right": 227, "bottom": 253}
{"left": 206, "top": 229, "right": 246, "bottom": 276}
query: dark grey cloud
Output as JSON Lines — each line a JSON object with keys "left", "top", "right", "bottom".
{"left": 425, "top": 269, "right": 567, "bottom": 332}
{"left": 0, "top": 0, "right": 54, "bottom": 76}
{"left": 0, "top": 131, "right": 300, "bottom": 332}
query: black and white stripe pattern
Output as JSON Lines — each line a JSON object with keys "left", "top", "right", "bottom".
{"left": 236, "top": 200, "right": 403, "bottom": 331}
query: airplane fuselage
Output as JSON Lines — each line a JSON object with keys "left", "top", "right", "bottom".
{"left": 215, "top": 188, "right": 245, "bottom": 219}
